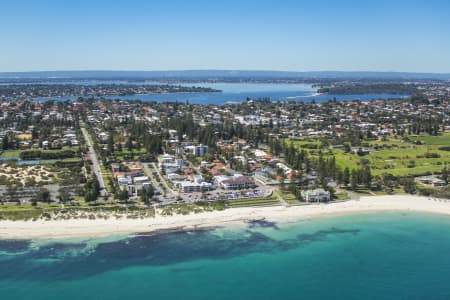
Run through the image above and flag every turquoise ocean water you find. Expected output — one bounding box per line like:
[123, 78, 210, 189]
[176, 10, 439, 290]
[1, 212, 450, 300]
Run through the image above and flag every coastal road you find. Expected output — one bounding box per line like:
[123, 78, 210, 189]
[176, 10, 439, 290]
[150, 162, 178, 197]
[81, 125, 107, 197]
[142, 163, 164, 196]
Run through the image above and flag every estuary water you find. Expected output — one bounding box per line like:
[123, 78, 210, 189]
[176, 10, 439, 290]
[33, 82, 410, 104]
[1, 212, 450, 300]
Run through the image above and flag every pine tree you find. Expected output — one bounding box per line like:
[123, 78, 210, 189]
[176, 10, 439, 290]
[343, 167, 350, 185]
[2, 135, 8, 150]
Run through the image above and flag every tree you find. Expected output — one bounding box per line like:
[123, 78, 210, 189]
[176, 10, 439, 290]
[402, 178, 417, 194]
[343, 167, 350, 186]
[139, 185, 155, 204]
[350, 170, 358, 190]
[442, 167, 449, 183]
[343, 143, 351, 153]
[58, 187, 71, 203]
[118, 189, 129, 201]
[84, 177, 100, 202]
[107, 132, 114, 155]
[36, 188, 51, 203]
[361, 166, 372, 188]
[126, 136, 133, 152]
[32, 127, 39, 139]
[2, 135, 8, 150]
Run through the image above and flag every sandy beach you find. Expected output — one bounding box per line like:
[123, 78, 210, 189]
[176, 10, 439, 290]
[1, 195, 450, 240]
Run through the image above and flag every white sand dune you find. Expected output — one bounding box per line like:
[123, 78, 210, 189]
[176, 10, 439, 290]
[1, 195, 449, 240]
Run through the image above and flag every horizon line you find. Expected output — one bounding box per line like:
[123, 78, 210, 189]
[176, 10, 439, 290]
[1, 69, 450, 75]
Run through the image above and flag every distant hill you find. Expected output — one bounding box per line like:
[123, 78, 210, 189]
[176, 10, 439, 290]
[1, 70, 450, 80]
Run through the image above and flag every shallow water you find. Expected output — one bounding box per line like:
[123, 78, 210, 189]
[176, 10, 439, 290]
[1, 212, 449, 300]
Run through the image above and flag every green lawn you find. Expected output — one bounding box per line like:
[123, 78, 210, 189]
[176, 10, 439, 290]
[277, 190, 301, 204]
[227, 195, 280, 208]
[0, 150, 22, 158]
[113, 148, 147, 155]
[335, 192, 350, 200]
[100, 165, 113, 193]
[290, 134, 450, 177]
[409, 133, 450, 145]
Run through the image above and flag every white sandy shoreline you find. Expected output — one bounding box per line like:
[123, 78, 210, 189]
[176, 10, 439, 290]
[1, 195, 449, 240]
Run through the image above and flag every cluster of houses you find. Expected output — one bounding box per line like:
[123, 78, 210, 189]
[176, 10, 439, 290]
[158, 153, 257, 193]
[111, 162, 152, 196]
[0, 127, 80, 151]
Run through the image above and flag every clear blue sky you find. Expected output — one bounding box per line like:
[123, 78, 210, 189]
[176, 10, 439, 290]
[2, 0, 450, 72]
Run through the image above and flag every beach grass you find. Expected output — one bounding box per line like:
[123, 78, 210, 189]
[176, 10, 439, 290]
[160, 201, 225, 216]
[0, 204, 155, 221]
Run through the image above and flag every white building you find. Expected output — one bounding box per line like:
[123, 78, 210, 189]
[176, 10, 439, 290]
[117, 176, 132, 186]
[133, 176, 149, 184]
[175, 181, 213, 193]
[159, 154, 184, 172]
[167, 173, 186, 182]
[185, 144, 208, 157]
[215, 174, 256, 190]
[193, 175, 204, 184]
[301, 189, 331, 202]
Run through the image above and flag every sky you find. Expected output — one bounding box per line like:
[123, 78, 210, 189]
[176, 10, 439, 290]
[1, 0, 450, 73]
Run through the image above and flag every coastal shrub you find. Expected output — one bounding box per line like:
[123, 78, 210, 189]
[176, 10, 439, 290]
[418, 187, 433, 196]
[0, 175, 8, 185]
[407, 160, 416, 168]
[424, 152, 440, 158]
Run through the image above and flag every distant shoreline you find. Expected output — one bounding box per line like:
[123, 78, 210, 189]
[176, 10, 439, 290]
[1, 195, 449, 240]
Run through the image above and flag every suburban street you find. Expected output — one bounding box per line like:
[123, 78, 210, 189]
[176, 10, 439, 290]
[81, 125, 107, 196]
[142, 163, 162, 194]
[150, 162, 178, 196]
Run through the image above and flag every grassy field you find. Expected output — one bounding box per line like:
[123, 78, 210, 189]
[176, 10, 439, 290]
[99, 164, 113, 193]
[0, 150, 22, 159]
[227, 195, 280, 208]
[277, 190, 301, 204]
[409, 133, 450, 145]
[113, 148, 147, 155]
[290, 133, 450, 177]
[335, 192, 350, 200]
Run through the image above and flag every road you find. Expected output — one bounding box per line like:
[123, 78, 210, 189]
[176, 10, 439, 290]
[142, 162, 179, 204]
[142, 163, 164, 195]
[150, 162, 177, 197]
[81, 125, 107, 196]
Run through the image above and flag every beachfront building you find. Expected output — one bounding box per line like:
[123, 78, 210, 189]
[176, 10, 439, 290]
[415, 175, 448, 187]
[301, 188, 331, 202]
[175, 181, 213, 193]
[214, 174, 256, 190]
